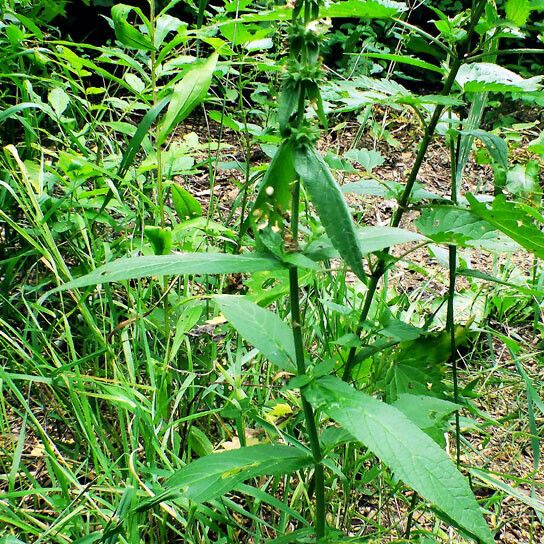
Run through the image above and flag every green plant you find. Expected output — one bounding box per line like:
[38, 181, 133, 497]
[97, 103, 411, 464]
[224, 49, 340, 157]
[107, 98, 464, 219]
[2, 0, 544, 542]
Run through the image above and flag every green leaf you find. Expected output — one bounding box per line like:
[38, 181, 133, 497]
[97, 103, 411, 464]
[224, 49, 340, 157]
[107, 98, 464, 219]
[48, 87, 70, 117]
[136, 445, 312, 509]
[505, 0, 532, 26]
[158, 53, 218, 146]
[506, 161, 541, 196]
[342, 179, 440, 202]
[467, 193, 544, 258]
[458, 268, 544, 298]
[118, 96, 171, 178]
[305, 376, 493, 544]
[471, 469, 544, 514]
[251, 141, 295, 232]
[344, 148, 385, 173]
[415, 207, 495, 245]
[188, 426, 214, 457]
[144, 226, 173, 255]
[305, 226, 427, 261]
[215, 295, 296, 371]
[528, 132, 544, 155]
[459, 129, 508, 171]
[294, 146, 367, 282]
[456, 63, 542, 94]
[170, 184, 202, 221]
[48, 253, 284, 293]
[112, 4, 154, 51]
[392, 394, 460, 447]
[321, 0, 407, 19]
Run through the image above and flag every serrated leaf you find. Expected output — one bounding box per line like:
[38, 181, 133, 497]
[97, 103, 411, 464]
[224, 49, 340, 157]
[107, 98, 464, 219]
[294, 146, 367, 282]
[456, 63, 542, 94]
[48, 253, 284, 293]
[342, 179, 440, 201]
[460, 129, 508, 171]
[415, 207, 495, 245]
[321, 0, 407, 18]
[215, 295, 296, 371]
[112, 4, 154, 51]
[344, 148, 385, 173]
[392, 394, 460, 447]
[505, 0, 532, 26]
[170, 184, 202, 221]
[305, 376, 493, 544]
[305, 226, 427, 261]
[158, 53, 218, 145]
[467, 193, 544, 258]
[136, 445, 312, 509]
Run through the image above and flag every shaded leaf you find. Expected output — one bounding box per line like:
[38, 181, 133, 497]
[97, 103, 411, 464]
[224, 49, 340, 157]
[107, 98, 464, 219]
[306, 376, 493, 544]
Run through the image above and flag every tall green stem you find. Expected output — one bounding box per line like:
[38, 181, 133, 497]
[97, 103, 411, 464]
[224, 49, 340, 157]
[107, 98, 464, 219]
[342, 0, 487, 381]
[149, 0, 164, 228]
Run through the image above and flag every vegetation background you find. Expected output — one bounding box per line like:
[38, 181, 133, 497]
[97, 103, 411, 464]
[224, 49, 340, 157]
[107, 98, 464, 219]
[1, 0, 543, 542]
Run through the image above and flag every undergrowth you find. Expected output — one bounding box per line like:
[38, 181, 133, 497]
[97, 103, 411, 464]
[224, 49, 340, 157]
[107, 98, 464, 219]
[1, 0, 544, 543]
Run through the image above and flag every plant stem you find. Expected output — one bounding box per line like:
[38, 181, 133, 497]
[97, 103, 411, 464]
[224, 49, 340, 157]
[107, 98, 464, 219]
[289, 177, 326, 538]
[149, 0, 164, 228]
[448, 116, 461, 468]
[342, 0, 487, 382]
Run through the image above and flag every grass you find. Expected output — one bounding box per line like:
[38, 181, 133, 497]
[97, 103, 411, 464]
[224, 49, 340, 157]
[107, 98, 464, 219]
[1, 0, 544, 542]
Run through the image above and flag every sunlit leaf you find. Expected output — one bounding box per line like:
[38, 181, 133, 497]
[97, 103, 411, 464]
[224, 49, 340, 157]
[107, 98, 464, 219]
[215, 295, 296, 371]
[48, 253, 284, 293]
[321, 0, 407, 19]
[306, 376, 493, 544]
[158, 53, 218, 145]
[136, 445, 312, 509]
[456, 63, 542, 94]
[294, 146, 367, 282]
[467, 193, 544, 258]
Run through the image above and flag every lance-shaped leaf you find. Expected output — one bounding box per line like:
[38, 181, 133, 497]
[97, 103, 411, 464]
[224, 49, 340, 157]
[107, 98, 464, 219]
[48, 253, 284, 294]
[136, 445, 312, 509]
[467, 193, 544, 259]
[305, 376, 494, 544]
[215, 295, 296, 371]
[157, 53, 218, 145]
[112, 4, 154, 51]
[294, 146, 367, 282]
